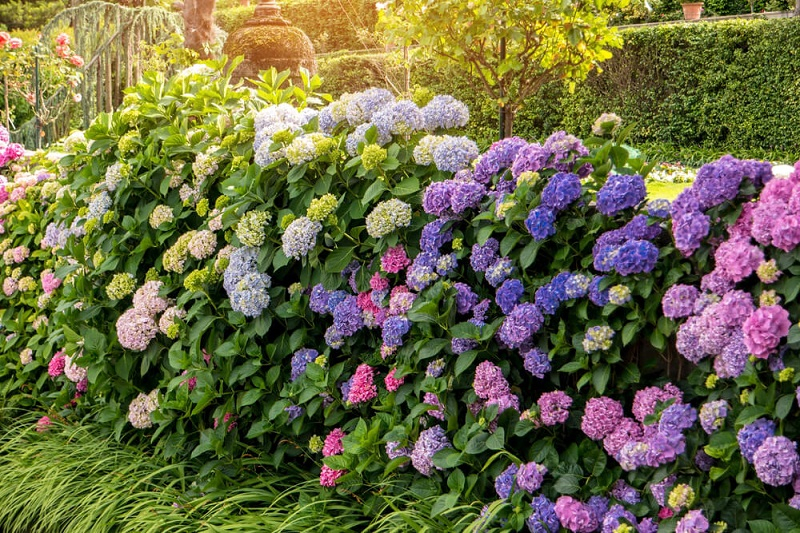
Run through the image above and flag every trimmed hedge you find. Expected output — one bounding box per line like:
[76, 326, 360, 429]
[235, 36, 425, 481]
[318, 18, 800, 157]
[216, 0, 378, 54]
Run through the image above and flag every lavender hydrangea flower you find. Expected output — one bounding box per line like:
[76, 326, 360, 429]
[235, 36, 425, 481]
[538, 391, 572, 426]
[498, 303, 543, 349]
[699, 400, 728, 434]
[332, 296, 364, 337]
[372, 100, 424, 136]
[282, 216, 322, 259]
[659, 402, 697, 434]
[473, 137, 527, 184]
[422, 181, 455, 216]
[517, 462, 547, 493]
[345, 88, 395, 125]
[596, 174, 646, 216]
[610, 479, 640, 505]
[522, 348, 551, 378]
[647, 198, 671, 218]
[420, 218, 453, 253]
[470, 238, 499, 272]
[564, 273, 591, 299]
[675, 509, 709, 533]
[453, 282, 479, 314]
[473, 360, 511, 400]
[753, 436, 799, 486]
[382, 316, 410, 347]
[411, 426, 451, 476]
[662, 284, 700, 319]
[421, 95, 469, 130]
[432, 135, 479, 173]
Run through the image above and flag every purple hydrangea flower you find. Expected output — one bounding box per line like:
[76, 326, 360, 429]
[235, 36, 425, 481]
[527, 495, 560, 533]
[497, 303, 543, 349]
[662, 284, 700, 319]
[588, 276, 610, 306]
[610, 479, 640, 505]
[423, 181, 455, 216]
[613, 239, 659, 276]
[538, 391, 572, 426]
[470, 238, 499, 272]
[453, 282, 480, 314]
[332, 296, 364, 336]
[581, 397, 624, 440]
[495, 463, 518, 498]
[382, 316, 411, 347]
[450, 180, 486, 214]
[659, 402, 697, 434]
[290, 348, 319, 381]
[699, 400, 729, 434]
[420, 218, 453, 253]
[675, 509, 709, 533]
[473, 360, 511, 400]
[541, 172, 582, 211]
[523, 348, 551, 378]
[517, 462, 547, 493]
[473, 137, 527, 184]
[647, 198, 671, 218]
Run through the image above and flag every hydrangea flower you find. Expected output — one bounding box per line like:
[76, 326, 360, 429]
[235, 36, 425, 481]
[538, 391, 572, 426]
[348, 364, 377, 404]
[583, 325, 614, 352]
[116, 308, 158, 351]
[743, 304, 790, 358]
[365, 199, 412, 238]
[581, 397, 624, 440]
[541, 172, 582, 211]
[498, 303, 543, 348]
[699, 400, 728, 434]
[527, 495, 560, 533]
[411, 426, 451, 476]
[675, 509, 709, 533]
[432, 135, 479, 173]
[525, 207, 557, 241]
[282, 216, 322, 259]
[738, 418, 777, 463]
[662, 284, 700, 319]
[596, 174, 646, 216]
[753, 435, 799, 486]
[128, 390, 159, 429]
[470, 238, 499, 272]
[522, 348, 551, 378]
[421, 95, 469, 130]
[372, 100, 424, 136]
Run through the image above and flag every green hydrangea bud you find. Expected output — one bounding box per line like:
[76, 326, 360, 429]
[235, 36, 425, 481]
[118, 131, 139, 155]
[27, 223, 35, 234]
[280, 214, 297, 231]
[145, 268, 160, 282]
[92, 250, 105, 267]
[452, 237, 463, 251]
[220, 134, 237, 149]
[166, 323, 181, 339]
[309, 435, 323, 453]
[325, 214, 338, 227]
[361, 144, 387, 171]
[83, 218, 97, 233]
[196, 198, 209, 218]
[103, 210, 115, 224]
[215, 195, 231, 210]
[779, 367, 795, 382]
[106, 273, 136, 299]
[235, 210, 271, 247]
[307, 194, 337, 222]
[288, 282, 303, 296]
[183, 269, 209, 292]
[272, 129, 296, 145]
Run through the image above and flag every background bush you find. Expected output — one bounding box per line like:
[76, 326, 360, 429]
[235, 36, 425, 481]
[318, 18, 800, 159]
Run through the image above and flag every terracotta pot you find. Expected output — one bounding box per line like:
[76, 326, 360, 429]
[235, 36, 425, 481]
[681, 2, 703, 20]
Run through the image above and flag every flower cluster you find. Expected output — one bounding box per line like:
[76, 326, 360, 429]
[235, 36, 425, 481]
[223, 247, 272, 317]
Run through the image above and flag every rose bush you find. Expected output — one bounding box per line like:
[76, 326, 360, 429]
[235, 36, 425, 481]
[3, 60, 800, 531]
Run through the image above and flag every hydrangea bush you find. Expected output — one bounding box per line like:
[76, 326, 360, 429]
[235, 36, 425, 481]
[4, 61, 800, 531]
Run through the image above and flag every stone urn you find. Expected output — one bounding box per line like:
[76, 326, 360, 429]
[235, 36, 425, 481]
[223, 0, 316, 84]
[681, 2, 704, 20]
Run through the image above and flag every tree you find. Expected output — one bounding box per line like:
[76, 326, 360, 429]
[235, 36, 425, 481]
[379, 0, 626, 138]
[181, 0, 216, 59]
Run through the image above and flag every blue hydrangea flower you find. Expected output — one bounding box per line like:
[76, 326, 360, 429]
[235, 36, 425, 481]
[420, 219, 453, 253]
[613, 239, 659, 276]
[738, 418, 777, 463]
[564, 273, 591, 298]
[646, 198, 671, 219]
[372, 100, 425, 137]
[453, 282, 479, 314]
[282, 216, 322, 260]
[345, 88, 395, 126]
[525, 207, 556, 241]
[527, 495, 559, 533]
[496, 278, 524, 315]
[485, 257, 514, 287]
[290, 348, 319, 381]
[332, 295, 364, 336]
[382, 316, 411, 347]
[229, 271, 272, 317]
[495, 463, 518, 499]
[588, 276, 610, 306]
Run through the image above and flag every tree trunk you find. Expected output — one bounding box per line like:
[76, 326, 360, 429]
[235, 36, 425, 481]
[795, 0, 799, 16]
[183, 0, 217, 59]
[498, 105, 514, 139]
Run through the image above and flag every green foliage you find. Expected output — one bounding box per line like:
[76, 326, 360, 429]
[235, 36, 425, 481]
[215, 0, 379, 54]
[0, 0, 66, 31]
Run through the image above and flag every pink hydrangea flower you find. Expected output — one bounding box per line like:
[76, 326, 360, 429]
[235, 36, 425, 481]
[48, 351, 66, 377]
[348, 364, 377, 404]
[370, 272, 389, 291]
[380, 245, 411, 273]
[384, 368, 405, 392]
[743, 304, 790, 359]
[36, 415, 52, 432]
[319, 464, 346, 487]
[713, 238, 763, 282]
[581, 397, 624, 440]
[538, 391, 572, 426]
[322, 428, 345, 457]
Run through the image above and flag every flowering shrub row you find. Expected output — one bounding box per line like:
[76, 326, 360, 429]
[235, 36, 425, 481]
[3, 61, 800, 531]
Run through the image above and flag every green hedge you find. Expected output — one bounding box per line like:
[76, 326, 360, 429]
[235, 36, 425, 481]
[0, 0, 66, 31]
[216, 0, 378, 54]
[318, 18, 800, 158]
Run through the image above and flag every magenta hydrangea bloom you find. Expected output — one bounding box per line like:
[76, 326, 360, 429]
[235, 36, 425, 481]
[581, 397, 624, 440]
[632, 383, 683, 422]
[743, 304, 790, 359]
[319, 465, 346, 487]
[714, 237, 763, 282]
[384, 368, 404, 392]
[538, 391, 572, 426]
[348, 364, 378, 404]
[48, 351, 66, 378]
[603, 417, 643, 457]
[554, 496, 598, 533]
[381, 245, 411, 273]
